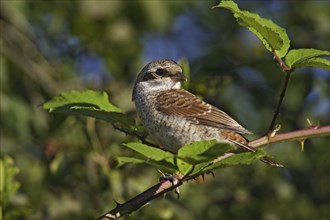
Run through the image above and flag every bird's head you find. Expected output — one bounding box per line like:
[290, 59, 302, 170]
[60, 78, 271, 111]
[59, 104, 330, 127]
[132, 59, 186, 100]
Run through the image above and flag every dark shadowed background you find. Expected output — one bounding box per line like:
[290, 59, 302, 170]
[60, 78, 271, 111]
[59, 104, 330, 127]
[1, 0, 329, 219]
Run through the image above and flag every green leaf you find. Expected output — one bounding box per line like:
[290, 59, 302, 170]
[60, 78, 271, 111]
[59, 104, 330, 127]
[43, 90, 122, 113]
[117, 156, 177, 173]
[203, 150, 266, 173]
[146, 160, 178, 174]
[285, 49, 330, 69]
[177, 140, 234, 175]
[123, 142, 175, 161]
[116, 157, 146, 167]
[178, 58, 190, 90]
[176, 158, 211, 176]
[0, 156, 20, 208]
[293, 57, 330, 70]
[178, 140, 217, 158]
[43, 90, 143, 135]
[178, 140, 234, 163]
[214, 0, 290, 57]
[122, 143, 178, 173]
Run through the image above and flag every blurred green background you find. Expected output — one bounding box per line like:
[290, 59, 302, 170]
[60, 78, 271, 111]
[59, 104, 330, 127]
[1, 0, 329, 219]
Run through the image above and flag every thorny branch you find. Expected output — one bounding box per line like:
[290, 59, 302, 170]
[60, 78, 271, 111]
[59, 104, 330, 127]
[250, 125, 330, 149]
[267, 52, 294, 135]
[111, 122, 159, 148]
[98, 50, 327, 220]
[99, 51, 330, 220]
[97, 125, 330, 220]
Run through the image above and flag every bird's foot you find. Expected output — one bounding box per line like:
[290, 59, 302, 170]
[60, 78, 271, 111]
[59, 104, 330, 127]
[159, 173, 180, 199]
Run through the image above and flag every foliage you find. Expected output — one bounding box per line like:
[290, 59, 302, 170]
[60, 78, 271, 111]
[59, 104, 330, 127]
[1, 0, 329, 219]
[214, 0, 290, 58]
[0, 156, 22, 219]
[285, 49, 330, 70]
[43, 90, 143, 136]
[42, 0, 329, 182]
[43, 90, 267, 178]
[215, 1, 329, 70]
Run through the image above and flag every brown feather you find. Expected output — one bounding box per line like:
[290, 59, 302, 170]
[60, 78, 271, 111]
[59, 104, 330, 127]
[157, 89, 251, 134]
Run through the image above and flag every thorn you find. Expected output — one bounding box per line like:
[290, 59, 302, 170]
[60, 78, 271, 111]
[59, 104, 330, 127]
[157, 169, 163, 175]
[174, 187, 180, 200]
[201, 174, 205, 182]
[306, 118, 320, 129]
[306, 118, 313, 127]
[261, 157, 284, 168]
[299, 139, 305, 152]
[207, 171, 215, 178]
[113, 199, 122, 208]
[159, 173, 181, 199]
[270, 124, 281, 137]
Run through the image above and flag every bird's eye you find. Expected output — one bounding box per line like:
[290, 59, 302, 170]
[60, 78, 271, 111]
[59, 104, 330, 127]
[155, 68, 165, 77]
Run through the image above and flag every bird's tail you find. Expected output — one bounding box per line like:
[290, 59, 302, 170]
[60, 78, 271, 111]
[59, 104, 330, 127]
[230, 139, 283, 167]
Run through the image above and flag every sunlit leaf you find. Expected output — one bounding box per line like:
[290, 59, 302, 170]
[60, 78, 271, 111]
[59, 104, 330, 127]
[123, 142, 175, 161]
[285, 49, 330, 70]
[116, 157, 146, 167]
[43, 90, 122, 113]
[117, 156, 177, 174]
[122, 143, 178, 173]
[176, 158, 210, 176]
[43, 90, 142, 135]
[293, 57, 330, 70]
[178, 140, 234, 163]
[0, 156, 20, 208]
[176, 140, 234, 175]
[203, 150, 266, 173]
[215, 0, 290, 57]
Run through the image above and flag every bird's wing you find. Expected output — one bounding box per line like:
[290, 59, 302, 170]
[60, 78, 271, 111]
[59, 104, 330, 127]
[156, 89, 251, 134]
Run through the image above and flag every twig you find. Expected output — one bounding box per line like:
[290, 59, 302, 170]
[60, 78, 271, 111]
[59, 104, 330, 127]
[111, 123, 159, 148]
[96, 174, 189, 220]
[96, 125, 330, 220]
[267, 52, 294, 135]
[267, 71, 291, 134]
[250, 125, 330, 149]
[96, 177, 184, 220]
[273, 51, 293, 73]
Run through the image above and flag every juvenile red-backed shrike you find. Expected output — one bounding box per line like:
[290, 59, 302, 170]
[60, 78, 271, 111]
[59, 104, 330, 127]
[132, 59, 281, 167]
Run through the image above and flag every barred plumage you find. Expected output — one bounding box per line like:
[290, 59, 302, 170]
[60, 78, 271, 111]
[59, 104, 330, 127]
[133, 59, 282, 167]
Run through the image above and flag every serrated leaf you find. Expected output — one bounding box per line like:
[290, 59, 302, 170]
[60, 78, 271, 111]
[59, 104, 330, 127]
[116, 157, 146, 167]
[203, 150, 266, 173]
[285, 49, 330, 69]
[176, 158, 210, 176]
[177, 140, 234, 175]
[146, 160, 178, 174]
[215, 1, 290, 57]
[0, 156, 20, 208]
[176, 158, 192, 175]
[178, 140, 234, 163]
[122, 143, 178, 173]
[178, 140, 217, 158]
[116, 156, 178, 173]
[43, 90, 122, 113]
[43, 90, 143, 135]
[294, 57, 330, 70]
[123, 142, 175, 162]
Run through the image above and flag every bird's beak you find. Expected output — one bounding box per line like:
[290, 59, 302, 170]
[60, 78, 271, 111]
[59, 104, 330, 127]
[171, 72, 186, 82]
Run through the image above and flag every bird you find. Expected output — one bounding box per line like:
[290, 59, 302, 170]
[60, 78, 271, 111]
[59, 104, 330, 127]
[132, 59, 282, 167]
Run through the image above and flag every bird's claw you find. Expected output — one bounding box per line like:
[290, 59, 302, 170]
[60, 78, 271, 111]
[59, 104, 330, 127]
[159, 173, 180, 199]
